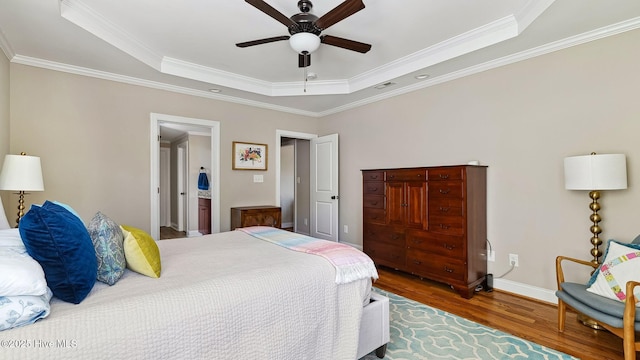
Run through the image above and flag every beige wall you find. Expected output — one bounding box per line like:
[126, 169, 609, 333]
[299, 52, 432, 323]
[8, 64, 318, 231]
[319, 29, 640, 291]
[0, 52, 9, 210]
[6, 28, 640, 295]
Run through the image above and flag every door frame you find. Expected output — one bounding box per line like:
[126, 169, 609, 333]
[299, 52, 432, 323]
[150, 113, 220, 240]
[274, 130, 318, 225]
[176, 141, 188, 232]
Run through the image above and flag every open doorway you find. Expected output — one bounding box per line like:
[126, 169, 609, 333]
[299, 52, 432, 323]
[276, 130, 339, 242]
[150, 113, 220, 241]
[280, 137, 311, 234]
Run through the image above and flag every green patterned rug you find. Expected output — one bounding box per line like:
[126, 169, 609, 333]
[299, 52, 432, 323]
[360, 289, 577, 360]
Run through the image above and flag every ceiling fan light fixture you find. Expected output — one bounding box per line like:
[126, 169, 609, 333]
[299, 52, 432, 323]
[289, 32, 320, 54]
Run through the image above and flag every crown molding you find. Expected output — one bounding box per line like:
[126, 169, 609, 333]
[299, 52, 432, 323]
[318, 16, 640, 117]
[60, 0, 162, 70]
[58, 0, 546, 98]
[0, 27, 15, 60]
[10, 54, 319, 117]
[10, 16, 640, 118]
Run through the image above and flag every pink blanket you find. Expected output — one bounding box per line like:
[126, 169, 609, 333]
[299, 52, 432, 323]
[238, 226, 378, 284]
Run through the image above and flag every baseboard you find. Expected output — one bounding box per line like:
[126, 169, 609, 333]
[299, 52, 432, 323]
[494, 278, 558, 305]
[186, 230, 202, 237]
[342, 240, 362, 251]
[281, 222, 294, 229]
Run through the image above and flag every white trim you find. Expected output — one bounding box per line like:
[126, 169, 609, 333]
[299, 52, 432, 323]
[150, 113, 220, 240]
[342, 241, 363, 251]
[60, 0, 162, 70]
[10, 55, 320, 117]
[494, 278, 558, 305]
[0, 28, 15, 60]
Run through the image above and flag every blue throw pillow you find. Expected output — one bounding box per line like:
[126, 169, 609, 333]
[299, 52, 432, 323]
[19, 201, 97, 304]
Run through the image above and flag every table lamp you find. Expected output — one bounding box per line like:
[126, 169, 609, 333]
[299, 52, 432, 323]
[0, 152, 45, 226]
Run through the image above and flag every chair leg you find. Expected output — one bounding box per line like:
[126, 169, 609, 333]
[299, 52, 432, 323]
[558, 299, 566, 332]
[623, 332, 637, 360]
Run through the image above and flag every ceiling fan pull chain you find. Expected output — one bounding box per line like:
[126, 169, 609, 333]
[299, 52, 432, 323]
[303, 66, 307, 92]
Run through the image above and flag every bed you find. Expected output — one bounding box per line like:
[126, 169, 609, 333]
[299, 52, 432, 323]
[0, 221, 388, 360]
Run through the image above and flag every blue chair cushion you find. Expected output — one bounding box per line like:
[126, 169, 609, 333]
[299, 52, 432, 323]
[557, 281, 640, 330]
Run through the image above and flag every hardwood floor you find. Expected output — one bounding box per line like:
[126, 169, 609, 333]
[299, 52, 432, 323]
[159, 226, 186, 240]
[374, 266, 624, 360]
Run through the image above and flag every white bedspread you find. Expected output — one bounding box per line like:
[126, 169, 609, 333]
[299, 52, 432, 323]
[0, 230, 371, 360]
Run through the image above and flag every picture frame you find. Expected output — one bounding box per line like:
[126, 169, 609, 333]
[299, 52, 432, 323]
[232, 141, 268, 170]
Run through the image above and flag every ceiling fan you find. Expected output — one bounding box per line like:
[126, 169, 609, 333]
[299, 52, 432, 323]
[236, 0, 371, 68]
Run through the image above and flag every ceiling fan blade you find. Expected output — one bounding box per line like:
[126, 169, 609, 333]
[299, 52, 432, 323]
[236, 35, 290, 48]
[321, 35, 371, 53]
[245, 0, 298, 28]
[314, 0, 365, 30]
[298, 53, 311, 68]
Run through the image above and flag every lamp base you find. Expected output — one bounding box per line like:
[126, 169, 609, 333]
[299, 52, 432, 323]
[577, 313, 606, 330]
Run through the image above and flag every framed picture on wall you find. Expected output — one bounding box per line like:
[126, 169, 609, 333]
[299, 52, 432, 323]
[232, 141, 268, 170]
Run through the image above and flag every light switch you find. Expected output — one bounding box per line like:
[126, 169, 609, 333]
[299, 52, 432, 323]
[253, 175, 264, 183]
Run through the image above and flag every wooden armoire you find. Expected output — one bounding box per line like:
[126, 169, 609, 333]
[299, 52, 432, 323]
[362, 165, 487, 298]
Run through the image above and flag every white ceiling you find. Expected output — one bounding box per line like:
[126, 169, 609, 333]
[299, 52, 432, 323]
[1, 0, 640, 116]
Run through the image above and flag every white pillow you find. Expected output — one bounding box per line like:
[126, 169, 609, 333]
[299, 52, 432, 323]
[0, 197, 10, 230]
[0, 247, 48, 296]
[587, 240, 640, 304]
[0, 228, 25, 249]
[0, 288, 52, 331]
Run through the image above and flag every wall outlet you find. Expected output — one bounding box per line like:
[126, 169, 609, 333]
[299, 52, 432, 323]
[487, 250, 495, 262]
[343, 225, 349, 233]
[509, 253, 519, 267]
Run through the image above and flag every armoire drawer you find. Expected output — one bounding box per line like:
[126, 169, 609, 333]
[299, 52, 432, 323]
[428, 215, 464, 235]
[363, 181, 385, 195]
[406, 252, 465, 282]
[363, 194, 385, 209]
[364, 241, 405, 268]
[406, 230, 464, 258]
[428, 167, 463, 181]
[363, 224, 404, 245]
[429, 198, 464, 217]
[363, 208, 386, 224]
[363, 171, 384, 182]
[386, 169, 427, 182]
[429, 181, 464, 199]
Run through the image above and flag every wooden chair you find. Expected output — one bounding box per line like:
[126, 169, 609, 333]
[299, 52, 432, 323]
[556, 255, 640, 360]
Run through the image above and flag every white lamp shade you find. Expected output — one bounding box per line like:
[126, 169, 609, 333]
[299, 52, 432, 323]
[289, 32, 320, 54]
[564, 153, 627, 190]
[0, 154, 45, 191]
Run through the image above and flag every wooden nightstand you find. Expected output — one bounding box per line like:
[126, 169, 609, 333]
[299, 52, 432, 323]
[230, 206, 281, 229]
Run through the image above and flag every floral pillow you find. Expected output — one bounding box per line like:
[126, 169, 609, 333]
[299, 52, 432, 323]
[0, 288, 52, 331]
[88, 212, 125, 285]
[587, 240, 640, 303]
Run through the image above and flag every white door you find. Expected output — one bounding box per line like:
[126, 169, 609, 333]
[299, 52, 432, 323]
[310, 134, 339, 241]
[159, 147, 171, 227]
[177, 142, 188, 232]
